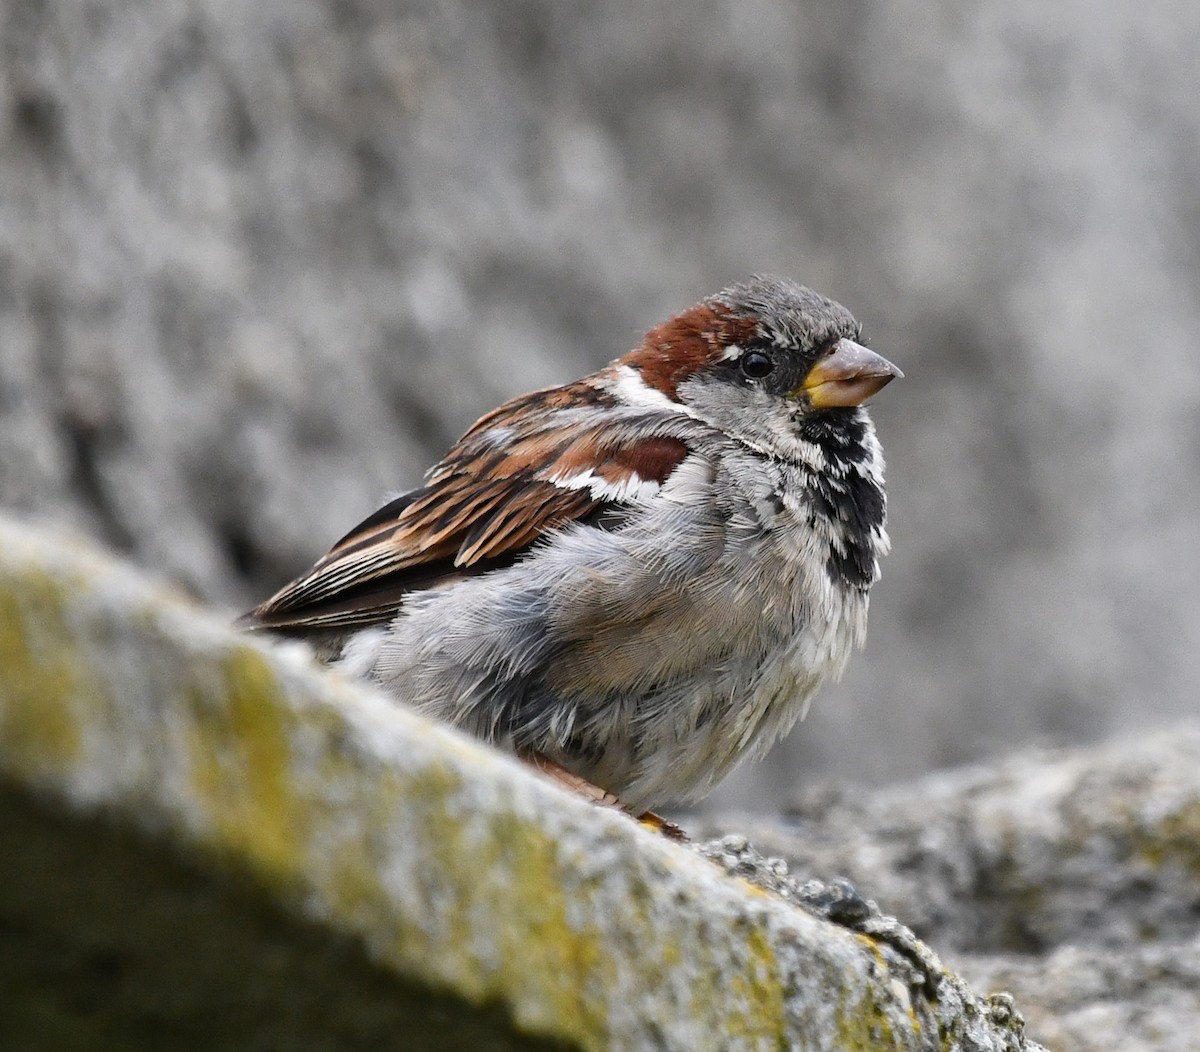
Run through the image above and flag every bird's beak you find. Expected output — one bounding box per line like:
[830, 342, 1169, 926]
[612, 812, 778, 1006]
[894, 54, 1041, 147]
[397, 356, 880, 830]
[797, 339, 903, 408]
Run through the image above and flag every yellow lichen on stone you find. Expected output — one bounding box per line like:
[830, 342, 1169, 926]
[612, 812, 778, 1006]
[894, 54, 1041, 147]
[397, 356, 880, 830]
[414, 800, 614, 1048]
[725, 922, 788, 1048]
[182, 646, 310, 888]
[1135, 800, 1200, 878]
[302, 751, 621, 1049]
[834, 978, 903, 1051]
[0, 519, 1047, 1051]
[490, 814, 612, 1045]
[0, 571, 83, 783]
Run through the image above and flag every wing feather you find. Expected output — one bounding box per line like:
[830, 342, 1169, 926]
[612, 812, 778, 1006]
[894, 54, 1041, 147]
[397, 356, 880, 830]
[242, 378, 691, 633]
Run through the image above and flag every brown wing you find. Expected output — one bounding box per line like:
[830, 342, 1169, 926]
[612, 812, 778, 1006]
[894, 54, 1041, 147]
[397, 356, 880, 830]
[242, 380, 690, 633]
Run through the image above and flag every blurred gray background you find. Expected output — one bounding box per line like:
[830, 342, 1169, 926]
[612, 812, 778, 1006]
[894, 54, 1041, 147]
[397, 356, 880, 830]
[3, 0, 1198, 811]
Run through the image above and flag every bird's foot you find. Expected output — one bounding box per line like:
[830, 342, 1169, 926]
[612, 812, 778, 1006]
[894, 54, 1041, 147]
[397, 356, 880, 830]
[634, 810, 690, 841]
[520, 751, 689, 841]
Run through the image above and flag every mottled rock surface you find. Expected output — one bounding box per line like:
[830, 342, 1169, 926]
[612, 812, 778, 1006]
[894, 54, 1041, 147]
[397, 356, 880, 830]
[3, 0, 1200, 810]
[696, 730, 1200, 1051]
[0, 516, 1044, 1050]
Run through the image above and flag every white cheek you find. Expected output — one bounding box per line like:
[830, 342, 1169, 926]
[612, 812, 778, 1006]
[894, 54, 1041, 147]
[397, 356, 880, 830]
[607, 365, 697, 416]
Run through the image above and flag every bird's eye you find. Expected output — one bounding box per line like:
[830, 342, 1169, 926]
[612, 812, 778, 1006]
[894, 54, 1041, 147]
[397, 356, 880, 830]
[740, 351, 774, 379]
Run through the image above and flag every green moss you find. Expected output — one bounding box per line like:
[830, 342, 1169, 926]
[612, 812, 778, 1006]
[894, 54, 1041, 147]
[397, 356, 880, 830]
[0, 573, 83, 781]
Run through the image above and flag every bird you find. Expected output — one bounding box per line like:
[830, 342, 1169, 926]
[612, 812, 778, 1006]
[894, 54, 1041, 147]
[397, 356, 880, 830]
[241, 275, 900, 825]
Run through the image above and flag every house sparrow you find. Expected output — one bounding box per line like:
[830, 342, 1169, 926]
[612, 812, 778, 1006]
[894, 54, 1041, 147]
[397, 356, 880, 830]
[242, 275, 900, 817]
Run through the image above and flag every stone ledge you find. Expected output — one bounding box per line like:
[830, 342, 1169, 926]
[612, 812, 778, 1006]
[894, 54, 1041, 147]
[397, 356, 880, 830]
[0, 515, 1043, 1051]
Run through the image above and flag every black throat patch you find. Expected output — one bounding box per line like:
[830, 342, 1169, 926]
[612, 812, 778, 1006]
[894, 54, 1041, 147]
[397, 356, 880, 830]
[800, 409, 885, 590]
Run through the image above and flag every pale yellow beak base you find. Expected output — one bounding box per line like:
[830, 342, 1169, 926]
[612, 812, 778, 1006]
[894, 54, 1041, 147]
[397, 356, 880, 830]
[799, 339, 902, 409]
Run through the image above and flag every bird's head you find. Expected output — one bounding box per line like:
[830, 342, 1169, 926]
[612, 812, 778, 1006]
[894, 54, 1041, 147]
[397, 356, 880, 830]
[619, 274, 901, 458]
